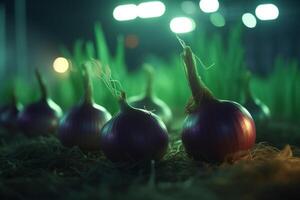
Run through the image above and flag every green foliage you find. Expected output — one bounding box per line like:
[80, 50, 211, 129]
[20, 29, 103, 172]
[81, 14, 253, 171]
[142, 26, 300, 121]
[251, 58, 300, 121]
[192, 25, 246, 101]
[1, 23, 299, 122]
[51, 26, 300, 122]
[55, 23, 147, 114]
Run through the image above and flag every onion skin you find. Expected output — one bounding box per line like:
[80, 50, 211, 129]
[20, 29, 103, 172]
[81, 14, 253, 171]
[182, 100, 256, 162]
[18, 99, 62, 137]
[17, 69, 62, 137]
[58, 103, 111, 150]
[58, 66, 112, 151]
[100, 98, 169, 162]
[181, 46, 256, 162]
[0, 102, 22, 132]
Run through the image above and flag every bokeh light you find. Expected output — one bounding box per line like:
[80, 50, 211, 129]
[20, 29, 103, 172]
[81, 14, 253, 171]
[137, 1, 165, 19]
[181, 1, 197, 15]
[113, 4, 138, 21]
[210, 12, 225, 27]
[125, 34, 139, 49]
[255, 4, 279, 21]
[53, 57, 69, 73]
[199, 0, 219, 13]
[242, 13, 257, 28]
[170, 17, 196, 34]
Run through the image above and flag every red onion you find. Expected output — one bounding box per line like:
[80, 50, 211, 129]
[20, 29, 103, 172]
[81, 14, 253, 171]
[181, 46, 256, 162]
[128, 66, 172, 126]
[17, 69, 62, 137]
[242, 72, 270, 124]
[100, 92, 169, 162]
[0, 92, 22, 132]
[58, 66, 112, 151]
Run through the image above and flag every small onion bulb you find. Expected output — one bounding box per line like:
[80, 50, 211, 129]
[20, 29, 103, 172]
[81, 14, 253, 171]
[17, 69, 62, 137]
[58, 65, 112, 151]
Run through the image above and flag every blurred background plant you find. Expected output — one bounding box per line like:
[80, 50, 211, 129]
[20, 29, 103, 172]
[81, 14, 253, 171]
[64, 24, 300, 123]
[2, 23, 299, 125]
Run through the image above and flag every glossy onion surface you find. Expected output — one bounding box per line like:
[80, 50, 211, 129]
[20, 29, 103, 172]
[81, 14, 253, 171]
[58, 103, 111, 150]
[18, 99, 62, 137]
[100, 106, 169, 162]
[182, 100, 256, 162]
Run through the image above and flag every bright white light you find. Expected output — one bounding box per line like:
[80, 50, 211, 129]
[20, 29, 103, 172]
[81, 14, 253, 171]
[199, 0, 219, 13]
[242, 13, 257, 28]
[113, 4, 138, 21]
[137, 1, 165, 18]
[170, 17, 196, 34]
[53, 57, 69, 73]
[255, 4, 279, 21]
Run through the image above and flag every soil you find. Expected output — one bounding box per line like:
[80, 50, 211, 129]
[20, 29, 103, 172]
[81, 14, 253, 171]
[1, 123, 300, 200]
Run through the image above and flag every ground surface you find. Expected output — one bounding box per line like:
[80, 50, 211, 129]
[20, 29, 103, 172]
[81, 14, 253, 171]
[1, 123, 300, 200]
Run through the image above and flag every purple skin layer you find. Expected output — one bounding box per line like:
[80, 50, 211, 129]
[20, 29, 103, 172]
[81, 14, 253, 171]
[58, 102, 111, 151]
[0, 104, 20, 131]
[17, 99, 62, 137]
[182, 100, 256, 162]
[100, 104, 169, 162]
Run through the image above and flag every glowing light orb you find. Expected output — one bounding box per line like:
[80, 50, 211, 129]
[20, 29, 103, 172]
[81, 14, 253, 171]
[113, 4, 138, 21]
[137, 1, 165, 18]
[53, 57, 69, 73]
[199, 0, 219, 13]
[170, 17, 196, 34]
[255, 4, 279, 21]
[242, 13, 257, 28]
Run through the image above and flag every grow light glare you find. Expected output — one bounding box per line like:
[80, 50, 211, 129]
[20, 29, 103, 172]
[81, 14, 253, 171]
[242, 13, 257, 28]
[137, 1, 165, 18]
[53, 57, 69, 73]
[113, 4, 138, 21]
[199, 0, 219, 13]
[170, 17, 196, 34]
[255, 4, 279, 21]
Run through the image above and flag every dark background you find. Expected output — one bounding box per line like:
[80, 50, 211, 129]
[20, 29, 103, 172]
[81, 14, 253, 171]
[1, 0, 300, 76]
